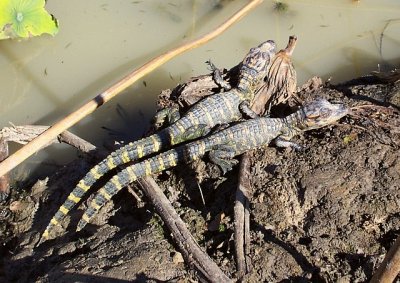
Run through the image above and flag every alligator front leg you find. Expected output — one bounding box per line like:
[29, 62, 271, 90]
[273, 137, 303, 151]
[209, 144, 239, 174]
[239, 101, 259, 119]
[206, 60, 232, 91]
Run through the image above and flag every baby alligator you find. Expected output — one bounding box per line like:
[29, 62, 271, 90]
[41, 41, 276, 233]
[41, 98, 348, 238]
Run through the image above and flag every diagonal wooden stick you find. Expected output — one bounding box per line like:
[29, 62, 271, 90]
[370, 235, 400, 283]
[234, 153, 253, 278]
[0, 0, 263, 178]
[138, 177, 233, 282]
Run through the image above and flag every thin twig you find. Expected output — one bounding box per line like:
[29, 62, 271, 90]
[0, 0, 264, 178]
[351, 104, 399, 114]
[234, 153, 253, 279]
[138, 177, 233, 283]
[370, 235, 400, 283]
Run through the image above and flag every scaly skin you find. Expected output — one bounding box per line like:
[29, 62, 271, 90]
[74, 98, 348, 233]
[40, 40, 276, 241]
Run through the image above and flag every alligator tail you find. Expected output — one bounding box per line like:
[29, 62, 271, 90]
[76, 149, 182, 231]
[40, 132, 167, 240]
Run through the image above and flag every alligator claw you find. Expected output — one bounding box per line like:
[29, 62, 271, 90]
[216, 159, 239, 175]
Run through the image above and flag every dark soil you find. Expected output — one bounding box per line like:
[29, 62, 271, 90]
[0, 76, 399, 282]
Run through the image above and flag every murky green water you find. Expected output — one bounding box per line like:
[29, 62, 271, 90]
[0, 0, 399, 177]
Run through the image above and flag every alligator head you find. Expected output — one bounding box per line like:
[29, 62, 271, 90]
[240, 40, 277, 80]
[299, 98, 349, 130]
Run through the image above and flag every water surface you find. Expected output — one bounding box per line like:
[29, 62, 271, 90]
[0, 0, 399, 177]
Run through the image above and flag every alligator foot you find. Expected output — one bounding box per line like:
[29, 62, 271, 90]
[239, 101, 259, 119]
[209, 144, 238, 174]
[273, 137, 303, 151]
[206, 59, 231, 91]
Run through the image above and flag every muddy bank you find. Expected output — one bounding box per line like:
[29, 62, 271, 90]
[0, 76, 399, 282]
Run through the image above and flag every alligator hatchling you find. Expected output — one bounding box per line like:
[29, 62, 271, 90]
[39, 40, 279, 236]
[41, 98, 348, 239]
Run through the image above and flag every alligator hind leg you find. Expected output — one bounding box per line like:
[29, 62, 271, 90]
[182, 124, 211, 141]
[153, 106, 180, 129]
[206, 60, 231, 91]
[209, 144, 239, 174]
[172, 124, 211, 145]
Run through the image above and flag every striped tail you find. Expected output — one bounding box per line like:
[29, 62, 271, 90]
[40, 132, 167, 241]
[76, 149, 182, 231]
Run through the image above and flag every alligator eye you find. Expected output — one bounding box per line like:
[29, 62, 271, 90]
[320, 108, 331, 118]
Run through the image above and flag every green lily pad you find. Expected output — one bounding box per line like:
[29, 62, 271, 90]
[0, 0, 58, 40]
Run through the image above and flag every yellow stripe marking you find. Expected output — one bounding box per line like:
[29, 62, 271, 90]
[144, 160, 152, 175]
[99, 188, 113, 200]
[50, 218, 59, 225]
[78, 181, 90, 192]
[59, 206, 69, 215]
[158, 157, 165, 171]
[221, 95, 235, 117]
[111, 178, 123, 190]
[151, 136, 160, 152]
[121, 150, 130, 163]
[168, 153, 177, 167]
[107, 158, 116, 169]
[199, 142, 206, 155]
[91, 167, 102, 179]
[175, 121, 186, 134]
[42, 231, 49, 238]
[217, 104, 227, 121]
[68, 194, 80, 203]
[81, 213, 90, 223]
[126, 166, 138, 181]
[197, 104, 213, 125]
[137, 144, 144, 158]
[91, 201, 101, 211]
[186, 113, 197, 127]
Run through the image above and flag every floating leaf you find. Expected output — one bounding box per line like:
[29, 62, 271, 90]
[0, 0, 58, 40]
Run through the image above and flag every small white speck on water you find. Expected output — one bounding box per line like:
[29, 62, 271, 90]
[16, 12, 24, 22]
